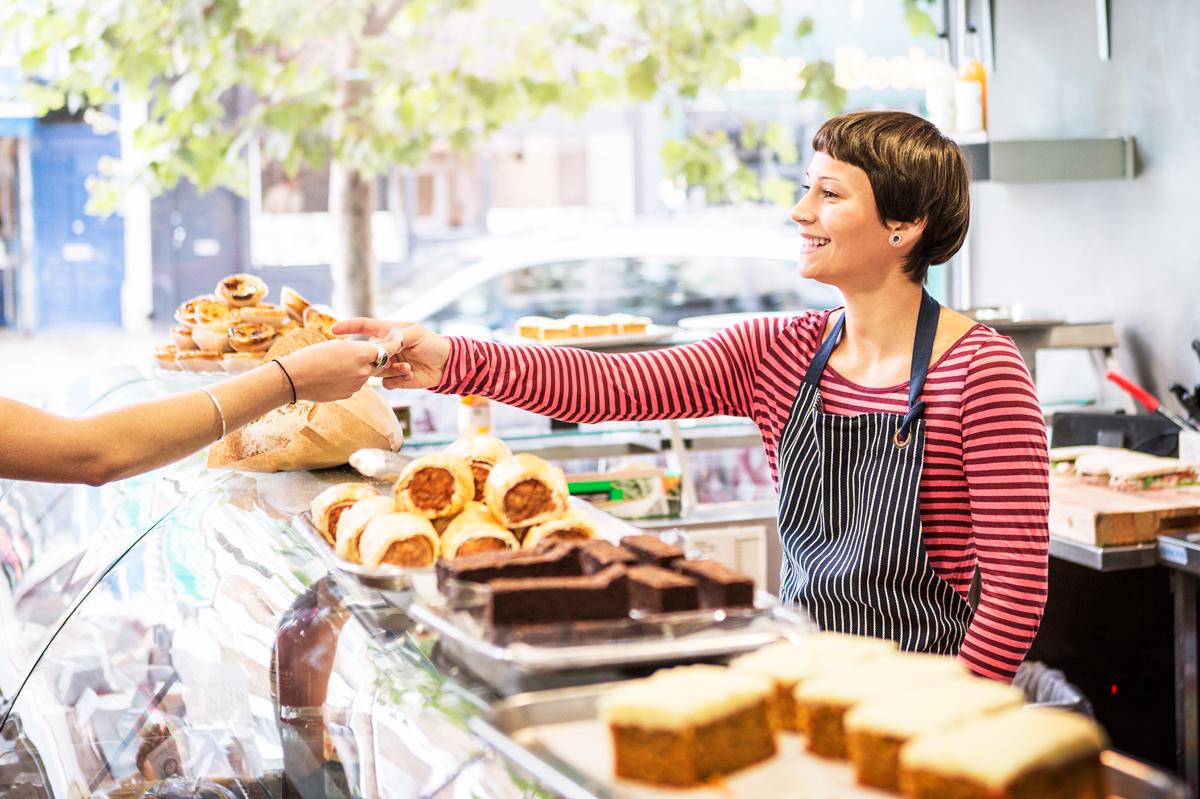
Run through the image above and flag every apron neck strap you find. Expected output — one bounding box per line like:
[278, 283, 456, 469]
[803, 311, 846, 385]
[906, 289, 941, 411]
[803, 290, 942, 429]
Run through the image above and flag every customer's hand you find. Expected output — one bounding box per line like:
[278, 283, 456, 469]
[331, 318, 450, 390]
[278, 337, 400, 402]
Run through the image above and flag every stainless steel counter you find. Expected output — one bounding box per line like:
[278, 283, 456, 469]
[1048, 536, 1161, 572]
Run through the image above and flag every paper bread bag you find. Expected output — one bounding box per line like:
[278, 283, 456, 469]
[207, 330, 403, 472]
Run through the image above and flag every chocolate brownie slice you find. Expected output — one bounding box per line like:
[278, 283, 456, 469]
[627, 565, 699, 613]
[576, 539, 639, 574]
[620, 534, 685, 568]
[435, 542, 580, 590]
[488, 565, 629, 626]
[673, 559, 754, 609]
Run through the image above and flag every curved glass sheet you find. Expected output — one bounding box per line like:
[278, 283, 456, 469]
[0, 470, 526, 798]
[1, 370, 223, 700]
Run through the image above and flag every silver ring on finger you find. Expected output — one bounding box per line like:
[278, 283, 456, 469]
[372, 344, 390, 370]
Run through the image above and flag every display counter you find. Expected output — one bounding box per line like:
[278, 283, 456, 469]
[0, 370, 224, 704]
[0, 464, 1186, 798]
[0, 369, 1187, 797]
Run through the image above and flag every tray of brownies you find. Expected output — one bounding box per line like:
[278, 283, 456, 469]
[298, 434, 808, 672]
[471, 634, 1187, 799]
[409, 529, 807, 673]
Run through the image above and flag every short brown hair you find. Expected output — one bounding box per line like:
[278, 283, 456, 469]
[812, 111, 969, 283]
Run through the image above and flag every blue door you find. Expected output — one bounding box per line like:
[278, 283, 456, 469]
[30, 122, 124, 328]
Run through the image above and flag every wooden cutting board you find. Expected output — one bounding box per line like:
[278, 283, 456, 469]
[1049, 476, 1200, 546]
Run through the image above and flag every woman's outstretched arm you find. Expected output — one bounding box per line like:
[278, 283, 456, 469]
[0, 337, 398, 485]
[334, 318, 786, 423]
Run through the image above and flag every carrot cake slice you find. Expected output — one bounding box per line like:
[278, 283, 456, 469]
[598, 665, 777, 787]
[899, 706, 1108, 799]
[845, 677, 1024, 791]
[794, 652, 968, 758]
[729, 633, 898, 731]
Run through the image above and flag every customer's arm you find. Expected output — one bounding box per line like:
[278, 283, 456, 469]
[0, 337, 397, 485]
[333, 317, 786, 423]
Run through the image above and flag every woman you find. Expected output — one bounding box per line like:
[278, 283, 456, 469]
[0, 337, 399, 485]
[339, 111, 1049, 683]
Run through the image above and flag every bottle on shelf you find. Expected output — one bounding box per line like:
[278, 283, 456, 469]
[924, 33, 957, 133]
[954, 27, 988, 133]
[457, 394, 493, 436]
[273, 579, 349, 799]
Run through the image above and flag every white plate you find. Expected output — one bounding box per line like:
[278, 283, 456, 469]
[497, 325, 679, 349]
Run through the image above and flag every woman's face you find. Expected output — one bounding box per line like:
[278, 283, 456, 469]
[790, 152, 900, 288]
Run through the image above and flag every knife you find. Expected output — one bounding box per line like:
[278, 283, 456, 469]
[1106, 370, 1199, 431]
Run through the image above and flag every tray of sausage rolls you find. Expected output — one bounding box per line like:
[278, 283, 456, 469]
[296, 435, 638, 595]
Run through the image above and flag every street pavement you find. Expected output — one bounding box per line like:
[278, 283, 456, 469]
[0, 326, 150, 408]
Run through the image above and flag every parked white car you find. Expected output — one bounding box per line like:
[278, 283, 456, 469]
[383, 218, 841, 337]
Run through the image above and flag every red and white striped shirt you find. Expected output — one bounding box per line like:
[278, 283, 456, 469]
[433, 309, 1050, 682]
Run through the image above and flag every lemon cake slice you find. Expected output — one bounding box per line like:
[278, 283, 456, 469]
[899, 706, 1108, 799]
[795, 652, 968, 758]
[729, 633, 898, 731]
[845, 676, 1024, 791]
[598, 665, 776, 787]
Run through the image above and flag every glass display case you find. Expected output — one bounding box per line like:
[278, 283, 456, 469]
[0, 467, 545, 798]
[1, 369, 224, 704]
[0, 373, 1186, 798]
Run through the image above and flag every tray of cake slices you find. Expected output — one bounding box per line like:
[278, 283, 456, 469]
[470, 634, 1187, 799]
[497, 314, 679, 350]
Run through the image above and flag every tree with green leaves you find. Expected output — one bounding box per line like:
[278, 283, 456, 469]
[2, 0, 784, 317]
[662, 2, 939, 211]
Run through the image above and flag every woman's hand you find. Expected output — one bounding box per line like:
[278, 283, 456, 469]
[331, 318, 451, 390]
[278, 337, 400, 402]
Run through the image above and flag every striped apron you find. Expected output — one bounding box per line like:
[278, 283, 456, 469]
[776, 290, 972, 653]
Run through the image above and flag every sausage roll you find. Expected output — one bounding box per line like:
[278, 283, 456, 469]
[484, 453, 570, 528]
[216, 273, 268, 307]
[310, 482, 382, 546]
[240, 302, 290, 329]
[358, 512, 440, 569]
[393, 454, 475, 520]
[445, 435, 514, 501]
[228, 322, 276, 353]
[334, 495, 395, 564]
[280, 285, 311, 323]
[440, 502, 520, 559]
[520, 510, 596, 550]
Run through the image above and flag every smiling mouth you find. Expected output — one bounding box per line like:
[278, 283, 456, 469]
[801, 236, 830, 252]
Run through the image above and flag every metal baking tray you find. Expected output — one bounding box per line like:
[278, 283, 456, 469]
[293, 510, 434, 595]
[471, 684, 1188, 799]
[409, 584, 812, 675]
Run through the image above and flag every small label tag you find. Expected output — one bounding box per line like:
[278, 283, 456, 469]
[1160, 542, 1190, 567]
